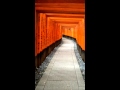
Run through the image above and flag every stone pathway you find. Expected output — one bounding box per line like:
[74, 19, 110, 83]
[35, 37, 85, 90]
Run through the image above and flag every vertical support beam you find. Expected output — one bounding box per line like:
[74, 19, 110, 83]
[40, 13, 47, 50]
[37, 13, 41, 67]
[35, 9, 37, 68]
[83, 18, 85, 50]
[35, 9, 36, 57]
[40, 13, 43, 51]
[46, 18, 49, 47]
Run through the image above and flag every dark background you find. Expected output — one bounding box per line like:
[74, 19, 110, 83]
[0, 0, 119, 90]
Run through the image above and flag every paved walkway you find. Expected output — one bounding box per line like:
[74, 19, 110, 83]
[35, 37, 85, 90]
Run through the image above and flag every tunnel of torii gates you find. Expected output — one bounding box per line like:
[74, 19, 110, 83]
[35, 0, 85, 68]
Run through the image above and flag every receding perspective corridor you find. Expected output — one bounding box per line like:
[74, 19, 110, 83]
[35, 0, 85, 90]
[35, 37, 85, 90]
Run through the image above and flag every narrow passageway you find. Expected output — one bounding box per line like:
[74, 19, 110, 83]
[35, 37, 85, 90]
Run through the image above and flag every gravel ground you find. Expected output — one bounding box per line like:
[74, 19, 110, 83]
[72, 40, 85, 82]
[35, 43, 62, 88]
